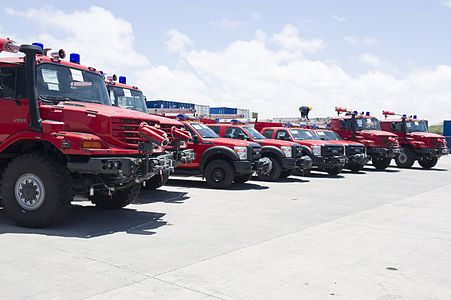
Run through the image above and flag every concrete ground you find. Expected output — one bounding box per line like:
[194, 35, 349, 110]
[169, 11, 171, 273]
[0, 157, 450, 300]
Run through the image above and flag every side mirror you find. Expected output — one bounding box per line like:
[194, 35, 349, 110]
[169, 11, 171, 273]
[0, 86, 3, 98]
[192, 135, 199, 144]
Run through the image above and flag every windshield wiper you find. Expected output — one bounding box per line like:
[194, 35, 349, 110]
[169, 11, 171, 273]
[40, 95, 102, 104]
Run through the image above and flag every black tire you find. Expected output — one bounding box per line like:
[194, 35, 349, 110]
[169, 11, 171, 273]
[418, 157, 438, 169]
[90, 183, 140, 209]
[347, 162, 364, 173]
[143, 173, 169, 190]
[326, 166, 343, 176]
[257, 157, 281, 181]
[395, 148, 415, 168]
[234, 173, 253, 184]
[279, 169, 294, 178]
[372, 157, 392, 170]
[204, 159, 234, 189]
[0, 153, 73, 228]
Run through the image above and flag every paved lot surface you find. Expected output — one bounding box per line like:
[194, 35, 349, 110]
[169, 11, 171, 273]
[0, 157, 450, 299]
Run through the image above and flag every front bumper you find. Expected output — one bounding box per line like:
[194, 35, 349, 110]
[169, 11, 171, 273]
[347, 154, 370, 166]
[296, 155, 313, 170]
[367, 147, 401, 158]
[175, 149, 195, 164]
[281, 158, 296, 170]
[66, 153, 174, 184]
[312, 155, 346, 169]
[415, 147, 449, 157]
[233, 160, 253, 175]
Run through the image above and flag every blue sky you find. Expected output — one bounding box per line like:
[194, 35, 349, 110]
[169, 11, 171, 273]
[1, 1, 451, 121]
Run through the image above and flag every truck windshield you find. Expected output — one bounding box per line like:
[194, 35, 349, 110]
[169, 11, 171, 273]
[316, 131, 342, 140]
[108, 86, 147, 113]
[405, 120, 428, 133]
[289, 129, 320, 140]
[345, 117, 381, 131]
[36, 63, 110, 105]
[242, 127, 266, 140]
[191, 123, 219, 138]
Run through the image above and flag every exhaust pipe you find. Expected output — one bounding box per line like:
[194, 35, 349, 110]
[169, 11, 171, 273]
[138, 123, 169, 147]
[20, 44, 44, 132]
[172, 127, 191, 142]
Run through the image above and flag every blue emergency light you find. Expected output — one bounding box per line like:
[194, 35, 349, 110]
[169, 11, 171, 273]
[70, 53, 80, 64]
[32, 42, 44, 50]
[119, 76, 127, 84]
[402, 114, 407, 118]
[413, 115, 417, 119]
[176, 114, 189, 121]
[366, 111, 370, 116]
[353, 111, 358, 115]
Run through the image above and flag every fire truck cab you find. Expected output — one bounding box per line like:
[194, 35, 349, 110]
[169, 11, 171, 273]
[380, 111, 448, 169]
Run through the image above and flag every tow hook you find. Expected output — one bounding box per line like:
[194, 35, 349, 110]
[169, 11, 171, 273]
[257, 157, 272, 175]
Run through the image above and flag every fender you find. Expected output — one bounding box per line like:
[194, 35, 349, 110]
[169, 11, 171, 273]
[200, 146, 239, 172]
[261, 145, 285, 159]
[295, 144, 313, 157]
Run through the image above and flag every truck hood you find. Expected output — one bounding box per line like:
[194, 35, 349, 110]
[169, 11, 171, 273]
[407, 132, 444, 139]
[360, 130, 398, 138]
[52, 101, 182, 126]
[323, 140, 364, 146]
[259, 139, 295, 147]
[203, 137, 257, 148]
[294, 139, 327, 146]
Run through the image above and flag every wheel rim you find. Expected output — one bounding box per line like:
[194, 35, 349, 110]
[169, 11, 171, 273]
[212, 168, 225, 183]
[398, 153, 407, 164]
[14, 173, 46, 210]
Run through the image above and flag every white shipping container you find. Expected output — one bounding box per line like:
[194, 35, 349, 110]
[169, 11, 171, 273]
[195, 104, 210, 117]
[237, 108, 250, 118]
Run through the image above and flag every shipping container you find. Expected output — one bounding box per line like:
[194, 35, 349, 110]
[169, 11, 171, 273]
[147, 100, 195, 110]
[444, 120, 451, 136]
[210, 107, 238, 115]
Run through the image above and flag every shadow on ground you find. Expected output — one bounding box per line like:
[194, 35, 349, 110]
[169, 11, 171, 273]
[363, 167, 400, 173]
[136, 189, 190, 204]
[166, 178, 269, 190]
[0, 204, 167, 238]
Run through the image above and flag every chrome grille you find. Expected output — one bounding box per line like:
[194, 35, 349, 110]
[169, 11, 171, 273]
[346, 145, 365, 155]
[322, 145, 344, 156]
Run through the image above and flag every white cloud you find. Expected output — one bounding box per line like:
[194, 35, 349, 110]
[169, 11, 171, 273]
[359, 53, 384, 68]
[344, 36, 377, 46]
[272, 25, 325, 53]
[5, 6, 149, 75]
[251, 12, 262, 21]
[165, 29, 193, 53]
[332, 15, 347, 22]
[3, 7, 450, 123]
[443, 0, 451, 8]
[210, 18, 243, 29]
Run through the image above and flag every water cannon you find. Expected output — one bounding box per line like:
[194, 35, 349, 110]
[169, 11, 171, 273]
[335, 107, 351, 116]
[172, 127, 191, 142]
[0, 38, 20, 53]
[138, 123, 169, 147]
[382, 110, 395, 118]
[70, 53, 80, 64]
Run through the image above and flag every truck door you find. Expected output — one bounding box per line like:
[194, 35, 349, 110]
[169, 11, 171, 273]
[0, 66, 29, 143]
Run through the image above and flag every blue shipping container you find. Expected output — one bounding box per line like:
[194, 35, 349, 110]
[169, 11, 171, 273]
[210, 107, 238, 115]
[444, 120, 451, 136]
[147, 100, 195, 109]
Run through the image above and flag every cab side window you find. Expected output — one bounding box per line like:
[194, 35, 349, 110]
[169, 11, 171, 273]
[224, 127, 236, 138]
[262, 129, 274, 139]
[0, 67, 26, 99]
[276, 130, 289, 140]
[184, 125, 197, 138]
[209, 126, 220, 135]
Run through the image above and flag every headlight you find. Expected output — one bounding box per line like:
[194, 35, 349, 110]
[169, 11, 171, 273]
[234, 146, 248, 160]
[311, 145, 322, 156]
[281, 146, 292, 158]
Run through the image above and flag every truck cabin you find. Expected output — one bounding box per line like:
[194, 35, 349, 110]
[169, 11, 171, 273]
[106, 77, 148, 114]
